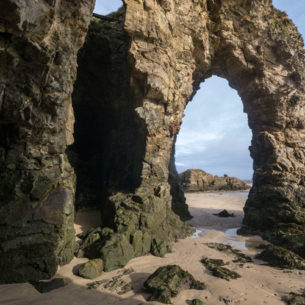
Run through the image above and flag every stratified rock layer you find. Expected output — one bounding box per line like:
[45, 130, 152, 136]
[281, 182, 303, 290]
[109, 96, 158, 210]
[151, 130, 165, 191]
[179, 169, 250, 192]
[0, 0, 95, 283]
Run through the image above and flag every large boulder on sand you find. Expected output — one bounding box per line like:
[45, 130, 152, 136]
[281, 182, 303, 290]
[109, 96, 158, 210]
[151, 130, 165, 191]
[78, 259, 104, 279]
[144, 265, 206, 304]
[179, 169, 250, 192]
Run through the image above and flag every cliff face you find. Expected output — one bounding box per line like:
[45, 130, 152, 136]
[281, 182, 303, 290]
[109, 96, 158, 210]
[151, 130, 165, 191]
[0, 0, 95, 283]
[122, 0, 305, 258]
[71, 11, 193, 271]
[179, 169, 250, 192]
[72, 0, 305, 272]
[1, 0, 305, 283]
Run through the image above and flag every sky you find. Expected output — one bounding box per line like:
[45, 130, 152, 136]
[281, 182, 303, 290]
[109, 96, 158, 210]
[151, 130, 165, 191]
[94, 1, 305, 180]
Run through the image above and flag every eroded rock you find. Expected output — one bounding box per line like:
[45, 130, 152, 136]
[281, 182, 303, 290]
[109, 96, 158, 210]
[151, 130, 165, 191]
[282, 291, 305, 305]
[78, 259, 104, 279]
[256, 245, 305, 270]
[2, 0, 305, 283]
[201, 257, 241, 281]
[205, 243, 252, 264]
[144, 265, 206, 304]
[213, 210, 235, 218]
[179, 169, 250, 192]
[0, 0, 95, 283]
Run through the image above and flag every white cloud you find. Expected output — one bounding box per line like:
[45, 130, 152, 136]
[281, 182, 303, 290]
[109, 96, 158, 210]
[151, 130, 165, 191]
[176, 130, 223, 157]
[175, 76, 253, 179]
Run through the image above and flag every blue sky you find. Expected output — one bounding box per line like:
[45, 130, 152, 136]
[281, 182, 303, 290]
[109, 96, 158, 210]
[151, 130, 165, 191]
[94, 0, 122, 14]
[94, 1, 305, 180]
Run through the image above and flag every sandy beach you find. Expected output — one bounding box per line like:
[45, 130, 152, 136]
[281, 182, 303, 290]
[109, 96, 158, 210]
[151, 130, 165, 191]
[1, 191, 305, 305]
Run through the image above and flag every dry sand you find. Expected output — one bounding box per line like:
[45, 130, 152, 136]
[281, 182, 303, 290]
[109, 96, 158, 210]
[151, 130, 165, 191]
[1, 191, 305, 305]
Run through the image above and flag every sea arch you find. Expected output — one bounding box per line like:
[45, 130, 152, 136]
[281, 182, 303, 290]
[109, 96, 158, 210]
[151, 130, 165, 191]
[1, 0, 305, 283]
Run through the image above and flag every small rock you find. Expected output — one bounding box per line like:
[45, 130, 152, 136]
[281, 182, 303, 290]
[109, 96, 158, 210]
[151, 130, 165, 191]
[78, 259, 104, 279]
[213, 210, 234, 218]
[192, 299, 205, 305]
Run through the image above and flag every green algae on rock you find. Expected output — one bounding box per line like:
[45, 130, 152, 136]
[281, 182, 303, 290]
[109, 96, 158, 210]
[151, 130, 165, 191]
[87, 268, 134, 295]
[192, 299, 206, 305]
[144, 265, 206, 304]
[282, 291, 305, 305]
[78, 259, 104, 279]
[205, 243, 252, 263]
[201, 257, 241, 281]
[256, 245, 305, 270]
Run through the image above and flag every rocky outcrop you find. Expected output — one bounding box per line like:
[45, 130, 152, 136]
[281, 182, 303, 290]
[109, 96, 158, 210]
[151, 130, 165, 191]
[179, 169, 250, 192]
[71, 6, 193, 273]
[0, 0, 95, 283]
[1, 0, 305, 283]
[121, 0, 305, 260]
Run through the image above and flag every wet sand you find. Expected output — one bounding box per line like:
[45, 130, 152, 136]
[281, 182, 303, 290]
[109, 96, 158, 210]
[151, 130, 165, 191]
[1, 192, 305, 305]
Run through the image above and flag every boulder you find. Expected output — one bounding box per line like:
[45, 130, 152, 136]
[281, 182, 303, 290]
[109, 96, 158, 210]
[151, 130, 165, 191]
[144, 265, 206, 304]
[78, 259, 104, 279]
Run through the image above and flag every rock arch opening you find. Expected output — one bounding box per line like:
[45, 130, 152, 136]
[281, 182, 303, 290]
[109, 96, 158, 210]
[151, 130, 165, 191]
[176, 76, 253, 181]
[1, 0, 305, 284]
[173, 75, 253, 232]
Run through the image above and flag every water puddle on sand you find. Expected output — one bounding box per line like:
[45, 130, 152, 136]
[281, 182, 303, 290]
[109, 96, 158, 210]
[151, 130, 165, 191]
[191, 228, 204, 239]
[191, 226, 248, 251]
[224, 227, 247, 251]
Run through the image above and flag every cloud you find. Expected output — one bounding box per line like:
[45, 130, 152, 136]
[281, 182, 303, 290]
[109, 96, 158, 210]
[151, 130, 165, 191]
[175, 76, 253, 180]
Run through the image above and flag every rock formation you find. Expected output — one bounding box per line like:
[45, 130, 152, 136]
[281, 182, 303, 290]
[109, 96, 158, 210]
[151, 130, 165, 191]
[179, 169, 250, 192]
[1, 0, 305, 283]
[0, 0, 95, 283]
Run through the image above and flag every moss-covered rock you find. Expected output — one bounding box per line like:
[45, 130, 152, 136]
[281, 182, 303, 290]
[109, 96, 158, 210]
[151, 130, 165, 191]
[282, 291, 305, 305]
[201, 257, 241, 281]
[78, 259, 104, 279]
[192, 299, 205, 305]
[87, 268, 134, 291]
[79, 227, 103, 259]
[144, 265, 206, 304]
[205, 243, 252, 263]
[100, 231, 135, 271]
[256, 245, 305, 269]
[151, 238, 172, 257]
